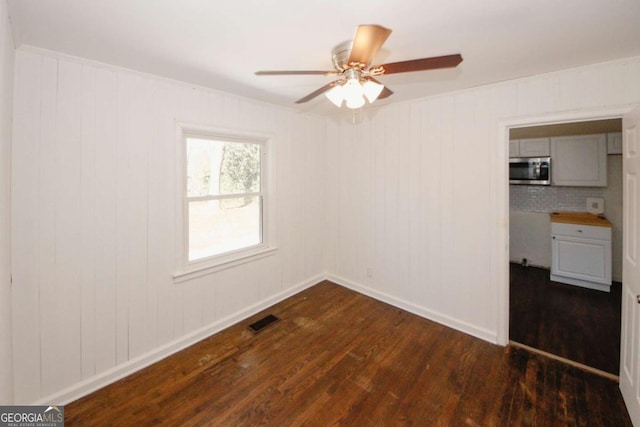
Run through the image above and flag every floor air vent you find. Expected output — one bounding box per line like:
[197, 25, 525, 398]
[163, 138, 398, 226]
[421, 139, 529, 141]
[248, 314, 280, 332]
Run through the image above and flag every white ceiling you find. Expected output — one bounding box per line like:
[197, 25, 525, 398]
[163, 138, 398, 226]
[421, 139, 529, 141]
[6, 0, 640, 115]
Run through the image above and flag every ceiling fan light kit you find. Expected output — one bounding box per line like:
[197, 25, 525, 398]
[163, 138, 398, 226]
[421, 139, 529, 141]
[362, 79, 384, 103]
[255, 24, 463, 110]
[324, 69, 385, 109]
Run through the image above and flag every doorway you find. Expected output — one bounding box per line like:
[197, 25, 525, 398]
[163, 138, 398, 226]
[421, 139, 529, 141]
[499, 111, 630, 376]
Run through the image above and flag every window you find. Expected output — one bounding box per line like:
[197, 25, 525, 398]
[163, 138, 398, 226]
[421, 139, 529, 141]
[175, 126, 276, 281]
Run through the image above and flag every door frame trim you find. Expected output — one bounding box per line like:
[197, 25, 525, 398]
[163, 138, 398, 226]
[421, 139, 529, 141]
[496, 105, 637, 347]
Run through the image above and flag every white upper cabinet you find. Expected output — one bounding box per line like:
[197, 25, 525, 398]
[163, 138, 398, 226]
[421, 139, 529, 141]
[551, 134, 607, 186]
[520, 138, 550, 157]
[607, 132, 622, 154]
[509, 138, 550, 158]
[509, 140, 519, 157]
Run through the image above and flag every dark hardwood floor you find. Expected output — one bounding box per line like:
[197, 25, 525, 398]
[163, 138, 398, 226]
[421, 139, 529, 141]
[509, 263, 622, 375]
[66, 281, 631, 426]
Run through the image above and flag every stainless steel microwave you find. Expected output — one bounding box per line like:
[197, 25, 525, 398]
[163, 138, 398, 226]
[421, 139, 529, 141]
[509, 157, 551, 185]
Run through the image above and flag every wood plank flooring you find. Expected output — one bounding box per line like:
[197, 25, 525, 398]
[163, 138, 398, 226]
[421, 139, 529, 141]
[66, 281, 631, 426]
[509, 263, 622, 375]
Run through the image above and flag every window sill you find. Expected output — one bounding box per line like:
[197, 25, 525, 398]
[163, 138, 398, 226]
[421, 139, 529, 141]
[173, 246, 278, 284]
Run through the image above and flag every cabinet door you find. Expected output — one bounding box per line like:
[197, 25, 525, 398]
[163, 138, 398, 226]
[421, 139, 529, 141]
[551, 235, 611, 284]
[607, 132, 622, 154]
[551, 134, 607, 186]
[519, 138, 550, 157]
[509, 140, 519, 157]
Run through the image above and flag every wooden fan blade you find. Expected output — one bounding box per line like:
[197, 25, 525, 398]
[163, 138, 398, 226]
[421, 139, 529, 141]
[365, 77, 394, 99]
[255, 70, 338, 76]
[295, 81, 337, 104]
[377, 54, 463, 75]
[378, 86, 393, 99]
[347, 24, 392, 67]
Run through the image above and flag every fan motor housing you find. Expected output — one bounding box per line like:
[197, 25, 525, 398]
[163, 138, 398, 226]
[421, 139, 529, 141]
[331, 41, 353, 72]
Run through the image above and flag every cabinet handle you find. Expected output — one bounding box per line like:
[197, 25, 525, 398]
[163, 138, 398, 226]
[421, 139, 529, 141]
[577, 229, 583, 233]
[637, 295, 640, 304]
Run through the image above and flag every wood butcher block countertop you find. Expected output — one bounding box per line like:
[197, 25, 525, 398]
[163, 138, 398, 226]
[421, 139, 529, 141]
[550, 211, 613, 227]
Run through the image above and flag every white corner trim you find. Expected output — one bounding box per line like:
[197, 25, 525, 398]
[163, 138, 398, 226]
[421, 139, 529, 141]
[326, 274, 499, 345]
[34, 274, 324, 406]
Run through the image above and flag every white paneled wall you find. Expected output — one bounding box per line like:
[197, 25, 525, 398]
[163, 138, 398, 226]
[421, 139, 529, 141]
[0, 0, 14, 405]
[326, 57, 640, 342]
[11, 47, 326, 404]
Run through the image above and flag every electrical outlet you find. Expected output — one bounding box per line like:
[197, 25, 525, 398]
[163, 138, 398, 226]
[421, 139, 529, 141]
[366, 267, 373, 277]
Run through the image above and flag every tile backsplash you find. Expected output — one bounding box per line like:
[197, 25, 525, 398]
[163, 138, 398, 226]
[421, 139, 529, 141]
[509, 185, 605, 212]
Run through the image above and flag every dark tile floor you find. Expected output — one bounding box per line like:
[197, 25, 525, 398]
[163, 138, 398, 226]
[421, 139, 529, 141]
[509, 263, 622, 374]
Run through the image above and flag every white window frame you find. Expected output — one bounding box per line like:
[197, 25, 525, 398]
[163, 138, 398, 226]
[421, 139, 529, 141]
[173, 123, 277, 283]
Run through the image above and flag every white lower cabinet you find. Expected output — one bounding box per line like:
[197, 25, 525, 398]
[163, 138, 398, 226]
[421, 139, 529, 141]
[550, 222, 612, 292]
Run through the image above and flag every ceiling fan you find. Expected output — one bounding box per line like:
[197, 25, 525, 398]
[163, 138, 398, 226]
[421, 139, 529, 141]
[255, 24, 463, 109]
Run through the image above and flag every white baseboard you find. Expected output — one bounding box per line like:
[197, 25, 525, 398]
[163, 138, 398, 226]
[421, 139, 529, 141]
[509, 259, 550, 270]
[35, 274, 323, 406]
[36, 272, 499, 405]
[550, 273, 611, 292]
[325, 274, 498, 344]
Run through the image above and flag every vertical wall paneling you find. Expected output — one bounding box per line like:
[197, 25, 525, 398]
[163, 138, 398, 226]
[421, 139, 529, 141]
[141, 82, 160, 355]
[475, 87, 498, 332]
[557, 68, 583, 112]
[0, 0, 14, 404]
[92, 68, 118, 374]
[273, 111, 287, 287]
[396, 104, 412, 300]
[379, 108, 398, 294]
[12, 51, 42, 402]
[371, 111, 385, 293]
[182, 278, 204, 333]
[11, 47, 328, 404]
[170, 88, 186, 341]
[286, 116, 305, 285]
[122, 74, 151, 361]
[310, 118, 326, 278]
[451, 92, 476, 322]
[80, 65, 97, 380]
[423, 98, 443, 308]
[44, 59, 84, 396]
[579, 68, 605, 109]
[359, 118, 374, 288]
[115, 73, 131, 364]
[36, 55, 59, 395]
[324, 120, 339, 275]
[408, 103, 423, 304]
[148, 81, 174, 347]
[336, 122, 355, 281]
[438, 96, 456, 313]
[383, 107, 400, 294]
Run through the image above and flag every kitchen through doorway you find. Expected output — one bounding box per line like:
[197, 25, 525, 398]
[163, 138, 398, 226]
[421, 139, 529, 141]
[508, 118, 623, 376]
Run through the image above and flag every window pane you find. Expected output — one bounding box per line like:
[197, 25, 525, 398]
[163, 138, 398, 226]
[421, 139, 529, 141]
[219, 142, 260, 194]
[188, 196, 262, 261]
[187, 137, 260, 197]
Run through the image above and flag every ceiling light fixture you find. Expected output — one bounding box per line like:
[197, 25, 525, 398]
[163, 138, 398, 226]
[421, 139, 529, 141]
[256, 25, 464, 108]
[324, 69, 384, 109]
